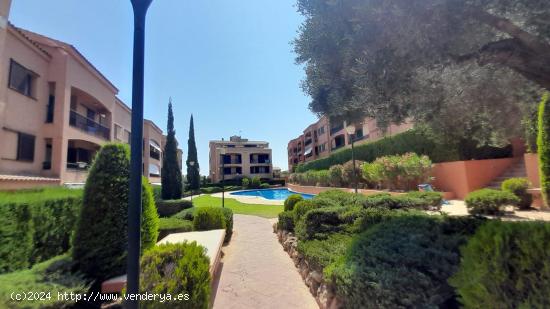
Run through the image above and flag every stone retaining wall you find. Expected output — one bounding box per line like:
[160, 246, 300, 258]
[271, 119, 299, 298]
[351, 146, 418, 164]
[274, 224, 343, 309]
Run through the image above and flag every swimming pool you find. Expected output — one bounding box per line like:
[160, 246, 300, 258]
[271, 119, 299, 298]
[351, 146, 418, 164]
[230, 188, 314, 200]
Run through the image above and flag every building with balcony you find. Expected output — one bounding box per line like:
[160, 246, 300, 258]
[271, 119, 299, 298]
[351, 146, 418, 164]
[287, 116, 412, 171]
[209, 136, 273, 183]
[0, 2, 181, 189]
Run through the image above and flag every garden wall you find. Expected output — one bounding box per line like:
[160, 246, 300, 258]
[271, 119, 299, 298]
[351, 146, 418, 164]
[432, 158, 516, 199]
[524, 153, 540, 187]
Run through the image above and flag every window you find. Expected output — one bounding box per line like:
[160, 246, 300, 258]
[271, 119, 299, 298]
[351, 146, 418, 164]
[46, 95, 55, 123]
[149, 164, 160, 177]
[250, 166, 270, 174]
[115, 124, 123, 141]
[17, 132, 35, 162]
[8, 60, 37, 97]
[125, 130, 131, 144]
[149, 139, 161, 160]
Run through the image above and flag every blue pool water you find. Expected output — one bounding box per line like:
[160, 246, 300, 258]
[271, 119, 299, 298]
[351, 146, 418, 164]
[230, 188, 314, 200]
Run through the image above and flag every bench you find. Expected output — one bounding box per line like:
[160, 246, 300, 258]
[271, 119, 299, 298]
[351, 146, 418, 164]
[101, 229, 226, 293]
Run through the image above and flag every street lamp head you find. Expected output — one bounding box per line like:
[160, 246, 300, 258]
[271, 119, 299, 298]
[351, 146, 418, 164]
[345, 124, 356, 135]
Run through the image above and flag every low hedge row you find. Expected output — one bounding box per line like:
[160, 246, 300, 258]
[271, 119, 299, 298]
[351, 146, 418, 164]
[156, 199, 193, 217]
[158, 217, 193, 240]
[465, 189, 519, 216]
[0, 188, 83, 273]
[192, 207, 234, 243]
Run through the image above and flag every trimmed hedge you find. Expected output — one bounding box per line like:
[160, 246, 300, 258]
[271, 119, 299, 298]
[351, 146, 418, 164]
[538, 93, 550, 207]
[501, 178, 532, 209]
[326, 215, 481, 308]
[0, 254, 88, 309]
[450, 221, 550, 308]
[221, 207, 234, 243]
[72, 144, 159, 282]
[0, 187, 83, 273]
[363, 191, 443, 211]
[284, 194, 303, 211]
[158, 217, 193, 240]
[465, 189, 519, 216]
[193, 207, 226, 231]
[297, 233, 353, 271]
[296, 128, 456, 172]
[278, 211, 295, 231]
[156, 199, 194, 217]
[140, 242, 211, 309]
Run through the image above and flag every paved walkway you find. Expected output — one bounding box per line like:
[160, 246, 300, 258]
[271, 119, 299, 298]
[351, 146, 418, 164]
[212, 215, 318, 309]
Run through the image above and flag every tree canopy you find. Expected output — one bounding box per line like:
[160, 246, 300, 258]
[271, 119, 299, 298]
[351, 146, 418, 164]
[294, 0, 548, 145]
[161, 100, 183, 199]
[186, 114, 201, 190]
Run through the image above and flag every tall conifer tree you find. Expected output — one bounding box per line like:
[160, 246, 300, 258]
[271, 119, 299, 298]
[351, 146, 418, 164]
[161, 99, 183, 199]
[186, 114, 200, 190]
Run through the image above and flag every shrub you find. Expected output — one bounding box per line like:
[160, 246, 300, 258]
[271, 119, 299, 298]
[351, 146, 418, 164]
[278, 211, 295, 231]
[251, 176, 261, 189]
[405, 191, 443, 208]
[284, 194, 304, 211]
[501, 177, 532, 209]
[370, 153, 432, 190]
[0, 254, 88, 309]
[465, 189, 520, 216]
[293, 200, 317, 223]
[200, 187, 222, 194]
[72, 143, 159, 282]
[156, 199, 194, 217]
[0, 202, 33, 273]
[241, 177, 250, 188]
[327, 215, 472, 308]
[450, 221, 550, 308]
[140, 242, 211, 309]
[538, 93, 550, 207]
[316, 170, 330, 186]
[193, 207, 226, 231]
[296, 206, 344, 240]
[0, 187, 83, 273]
[314, 189, 367, 207]
[221, 207, 234, 243]
[362, 161, 384, 188]
[174, 207, 197, 221]
[158, 217, 193, 240]
[297, 233, 353, 271]
[260, 183, 270, 189]
[342, 160, 365, 187]
[328, 165, 344, 187]
[151, 184, 162, 201]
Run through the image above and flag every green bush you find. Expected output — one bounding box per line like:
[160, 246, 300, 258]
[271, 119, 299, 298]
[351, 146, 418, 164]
[241, 177, 250, 188]
[368, 153, 432, 191]
[174, 207, 197, 221]
[538, 93, 550, 207]
[151, 185, 162, 201]
[327, 215, 475, 308]
[0, 187, 83, 273]
[405, 191, 443, 208]
[0, 202, 33, 273]
[156, 199, 194, 217]
[158, 217, 193, 240]
[296, 206, 344, 240]
[465, 189, 520, 216]
[72, 143, 159, 282]
[501, 177, 532, 209]
[293, 200, 317, 223]
[221, 207, 234, 243]
[314, 189, 366, 207]
[328, 164, 344, 187]
[140, 242, 211, 309]
[284, 194, 304, 211]
[297, 233, 353, 271]
[450, 221, 550, 308]
[363, 192, 441, 210]
[0, 254, 88, 309]
[193, 207, 226, 231]
[278, 211, 295, 231]
[260, 183, 270, 189]
[251, 176, 261, 189]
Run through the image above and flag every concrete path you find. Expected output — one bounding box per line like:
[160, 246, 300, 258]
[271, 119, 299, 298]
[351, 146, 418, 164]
[212, 215, 318, 309]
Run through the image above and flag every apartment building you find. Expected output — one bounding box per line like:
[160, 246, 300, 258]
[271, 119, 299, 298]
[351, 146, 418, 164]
[287, 116, 412, 171]
[209, 136, 273, 183]
[0, 2, 180, 189]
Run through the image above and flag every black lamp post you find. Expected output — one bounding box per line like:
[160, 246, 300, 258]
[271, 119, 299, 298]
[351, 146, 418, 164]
[128, 1, 152, 307]
[218, 147, 226, 208]
[345, 124, 358, 194]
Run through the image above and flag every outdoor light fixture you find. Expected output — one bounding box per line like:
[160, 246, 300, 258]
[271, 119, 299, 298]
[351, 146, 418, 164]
[345, 123, 359, 194]
[128, 1, 153, 308]
[218, 147, 226, 208]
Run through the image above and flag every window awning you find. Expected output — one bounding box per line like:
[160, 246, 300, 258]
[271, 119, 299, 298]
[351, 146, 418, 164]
[149, 139, 161, 152]
[304, 147, 313, 156]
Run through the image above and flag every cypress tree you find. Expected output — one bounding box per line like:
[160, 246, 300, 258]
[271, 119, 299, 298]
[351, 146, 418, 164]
[537, 93, 550, 207]
[187, 114, 201, 190]
[161, 100, 183, 199]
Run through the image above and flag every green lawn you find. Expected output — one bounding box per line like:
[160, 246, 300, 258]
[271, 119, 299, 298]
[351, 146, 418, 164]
[191, 195, 283, 218]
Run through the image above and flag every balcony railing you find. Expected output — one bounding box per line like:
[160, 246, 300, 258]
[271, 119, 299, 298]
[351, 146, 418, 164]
[69, 110, 110, 140]
[330, 124, 344, 135]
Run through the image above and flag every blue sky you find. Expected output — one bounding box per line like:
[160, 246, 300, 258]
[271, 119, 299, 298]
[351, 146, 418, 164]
[10, 0, 316, 173]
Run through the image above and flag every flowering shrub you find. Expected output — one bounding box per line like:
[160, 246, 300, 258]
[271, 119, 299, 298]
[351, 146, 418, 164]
[362, 153, 432, 190]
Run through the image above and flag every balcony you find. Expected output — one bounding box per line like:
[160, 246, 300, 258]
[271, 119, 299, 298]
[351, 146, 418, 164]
[330, 123, 344, 135]
[69, 110, 110, 140]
